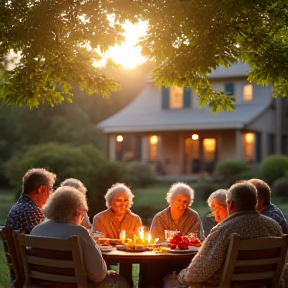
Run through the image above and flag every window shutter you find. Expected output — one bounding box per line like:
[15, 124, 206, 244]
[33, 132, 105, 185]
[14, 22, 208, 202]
[255, 132, 261, 163]
[183, 88, 191, 108]
[225, 83, 234, 96]
[162, 87, 170, 109]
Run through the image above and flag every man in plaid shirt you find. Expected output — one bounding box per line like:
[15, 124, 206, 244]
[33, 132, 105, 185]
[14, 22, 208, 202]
[5, 168, 56, 234]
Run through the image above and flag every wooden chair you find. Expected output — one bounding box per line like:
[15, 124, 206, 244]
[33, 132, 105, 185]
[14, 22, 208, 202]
[17, 234, 87, 288]
[0, 226, 24, 288]
[218, 234, 288, 288]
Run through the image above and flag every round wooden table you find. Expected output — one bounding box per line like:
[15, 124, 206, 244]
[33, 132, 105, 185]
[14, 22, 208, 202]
[102, 248, 198, 288]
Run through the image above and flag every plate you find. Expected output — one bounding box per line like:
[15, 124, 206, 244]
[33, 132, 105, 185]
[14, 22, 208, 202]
[100, 246, 114, 252]
[166, 246, 200, 253]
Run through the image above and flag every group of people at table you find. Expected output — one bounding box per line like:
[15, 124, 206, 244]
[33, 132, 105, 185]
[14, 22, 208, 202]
[5, 168, 288, 288]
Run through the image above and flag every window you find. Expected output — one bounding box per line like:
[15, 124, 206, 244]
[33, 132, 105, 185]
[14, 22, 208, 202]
[149, 135, 158, 162]
[243, 132, 255, 162]
[162, 87, 191, 109]
[203, 138, 216, 162]
[170, 87, 183, 108]
[243, 84, 253, 101]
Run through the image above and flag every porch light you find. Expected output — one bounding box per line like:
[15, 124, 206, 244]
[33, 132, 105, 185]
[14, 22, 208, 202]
[116, 135, 123, 142]
[191, 134, 199, 140]
[150, 135, 158, 144]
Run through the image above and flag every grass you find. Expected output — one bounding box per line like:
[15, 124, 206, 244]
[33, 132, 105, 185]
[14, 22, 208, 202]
[0, 189, 15, 288]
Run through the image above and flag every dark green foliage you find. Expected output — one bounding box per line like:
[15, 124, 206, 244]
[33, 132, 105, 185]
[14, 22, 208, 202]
[194, 180, 229, 202]
[230, 170, 262, 186]
[271, 177, 288, 198]
[4, 143, 126, 215]
[123, 161, 155, 188]
[259, 154, 288, 185]
[215, 159, 252, 186]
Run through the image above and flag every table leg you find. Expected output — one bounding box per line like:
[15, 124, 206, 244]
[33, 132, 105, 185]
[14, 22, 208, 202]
[119, 262, 133, 286]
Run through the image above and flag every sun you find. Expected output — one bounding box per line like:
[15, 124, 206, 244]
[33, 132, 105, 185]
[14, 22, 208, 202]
[96, 20, 148, 69]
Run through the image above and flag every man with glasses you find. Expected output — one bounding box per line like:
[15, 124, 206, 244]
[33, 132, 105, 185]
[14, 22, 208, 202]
[5, 168, 56, 234]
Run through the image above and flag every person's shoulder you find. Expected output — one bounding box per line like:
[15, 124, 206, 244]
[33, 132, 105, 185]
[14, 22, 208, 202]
[94, 209, 110, 219]
[153, 207, 168, 218]
[127, 210, 141, 220]
[186, 207, 200, 216]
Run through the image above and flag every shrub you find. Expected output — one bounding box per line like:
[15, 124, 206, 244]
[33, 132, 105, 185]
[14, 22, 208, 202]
[123, 161, 155, 188]
[194, 180, 229, 202]
[259, 154, 288, 185]
[271, 177, 288, 198]
[4, 143, 126, 215]
[215, 159, 251, 186]
[230, 170, 262, 185]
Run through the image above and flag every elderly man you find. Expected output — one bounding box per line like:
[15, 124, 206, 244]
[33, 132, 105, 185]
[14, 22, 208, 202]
[170, 182, 283, 288]
[247, 178, 288, 234]
[5, 168, 56, 234]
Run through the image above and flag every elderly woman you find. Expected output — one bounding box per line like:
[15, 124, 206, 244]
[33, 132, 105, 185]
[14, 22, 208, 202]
[31, 186, 129, 288]
[207, 189, 228, 224]
[60, 178, 92, 230]
[92, 183, 142, 239]
[150, 182, 205, 242]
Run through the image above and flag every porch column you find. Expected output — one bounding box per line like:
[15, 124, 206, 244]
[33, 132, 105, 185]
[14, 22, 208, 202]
[235, 130, 242, 160]
[261, 132, 269, 159]
[108, 135, 116, 161]
[179, 134, 184, 174]
[275, 97, 283, 153]
[141, 136, 149, 163]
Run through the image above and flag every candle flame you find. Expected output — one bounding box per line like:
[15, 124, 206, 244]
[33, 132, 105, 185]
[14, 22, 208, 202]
[147, 233, 151, 244]
[139, 227, 144, 240]
[155, 238, 159, 243]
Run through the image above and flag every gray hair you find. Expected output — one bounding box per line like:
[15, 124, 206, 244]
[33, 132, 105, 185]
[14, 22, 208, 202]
[60, 178, 87, 195]
[207, 189, 228, 208]
[227, 183, 257, 211]
[44, 186, 88, 223]
[104, 183, 134, 208]
[166, 182, 194, 206]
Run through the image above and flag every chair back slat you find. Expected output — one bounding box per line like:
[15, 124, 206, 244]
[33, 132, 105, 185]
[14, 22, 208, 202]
[0, 226, 25, 288]
[17, 234, 87, 288]
[218, 234, 288, 288]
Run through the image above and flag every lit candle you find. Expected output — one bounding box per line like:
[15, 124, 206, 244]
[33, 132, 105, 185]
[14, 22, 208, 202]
[147, 234, 151, 244]
[120, 230, 126, 242]
[139, 227, 144, 243]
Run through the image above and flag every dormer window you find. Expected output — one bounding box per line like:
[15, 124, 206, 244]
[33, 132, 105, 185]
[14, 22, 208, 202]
[162, 87, 191, 109]
[243, 84, 253, 101]
[170, 87, 183, 108]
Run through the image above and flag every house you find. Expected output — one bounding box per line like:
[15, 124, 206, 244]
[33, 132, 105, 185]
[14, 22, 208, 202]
[97, 62, 288, 177]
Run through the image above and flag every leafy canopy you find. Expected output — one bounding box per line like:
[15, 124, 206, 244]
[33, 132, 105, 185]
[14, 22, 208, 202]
[140, 0, 288, 111]
[1, 0, 288, 111]
[0, 0, 139, 107]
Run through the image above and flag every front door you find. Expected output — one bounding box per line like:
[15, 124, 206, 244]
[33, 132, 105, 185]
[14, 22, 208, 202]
[184, 137, 217, 174]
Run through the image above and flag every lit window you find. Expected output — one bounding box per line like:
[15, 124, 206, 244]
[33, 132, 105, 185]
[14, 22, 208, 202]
[203, 138, 216, 161]
[243, 132, 254, 161]
[149, 135, 158, 162]
[243, 84, 253, 101]
[170, 87, 183, 108]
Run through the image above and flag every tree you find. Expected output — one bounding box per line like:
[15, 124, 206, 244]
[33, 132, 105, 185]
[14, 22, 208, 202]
[140, 0, 288, 112]
[2, 1, 288, 112]
[0, 0, 140, 107]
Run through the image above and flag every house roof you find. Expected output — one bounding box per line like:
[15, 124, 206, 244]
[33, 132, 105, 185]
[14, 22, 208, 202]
[209, 62, 250, 79]
[97, 63, 272, 133]
[98, 87, 271, 133]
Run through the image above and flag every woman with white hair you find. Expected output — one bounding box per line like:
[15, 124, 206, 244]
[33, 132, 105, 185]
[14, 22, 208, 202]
[92, 183, 142, 239]
[150, 182, 205, 242]
[60, 178, 92, 230]
[207, 189, 228, 224]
